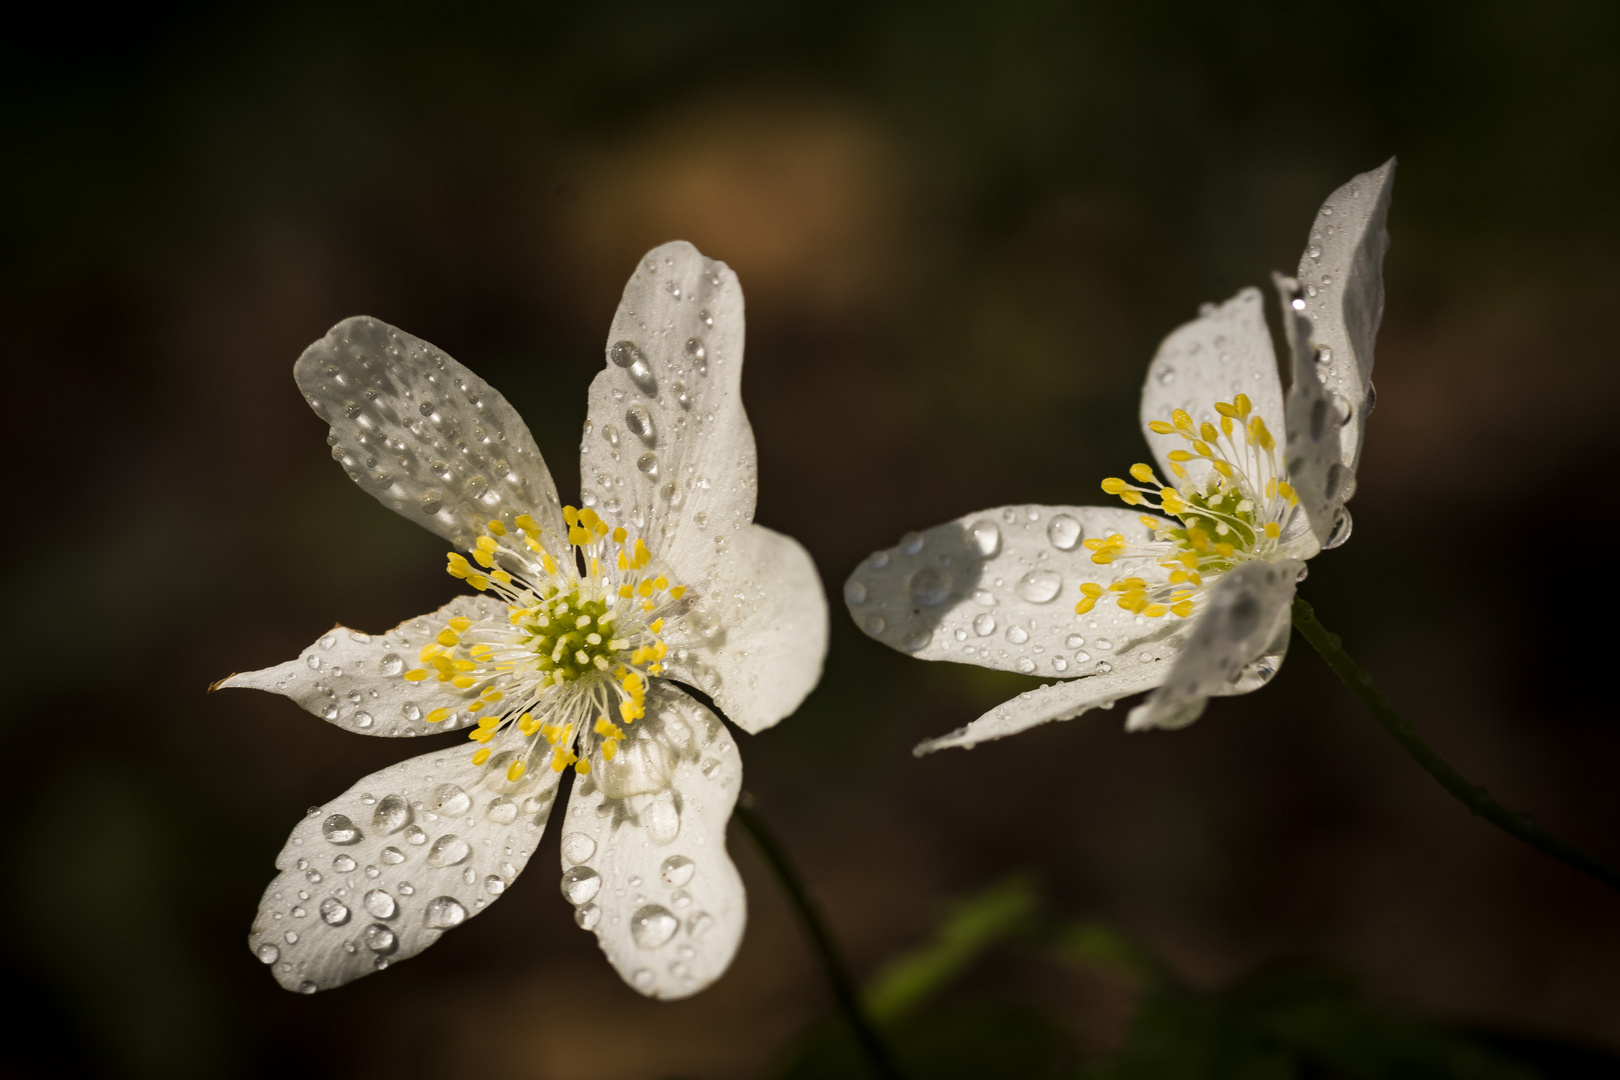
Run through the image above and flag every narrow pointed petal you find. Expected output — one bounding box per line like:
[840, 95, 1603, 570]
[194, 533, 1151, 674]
[248, 743, 562, 993]
[1278, 275, 1341, 551]
[295, 316, 568, 555]
[845, 505, 1174, 680]
[1126, 558, 1301, 732]
[1295, 159, 1395, 478]
[218, 596, 504, 736]
[916, 661, 1172, 754]
[1138, 287, 1286, 488]
[579, 242, 757, 591]
[559, 684, 744, 1000]
[659, 524, 828, 733]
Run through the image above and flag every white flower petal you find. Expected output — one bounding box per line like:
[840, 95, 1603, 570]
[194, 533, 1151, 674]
[295, 316, 568, 554]
[1126, 558, 1301, 732]
[658, 524, 827, 734]
[579, 242, 758, 590]
[915, 662, 1172, 754]
[1278, 275, 1343, 550]
[1137, 287, 1286, 487]
[845, 504, 1176, 680]
[218, 595, 506, 736]
[248, 742, 561, 993]
[1295, 159, 1396, 479]
[559, 683, 744, 1000]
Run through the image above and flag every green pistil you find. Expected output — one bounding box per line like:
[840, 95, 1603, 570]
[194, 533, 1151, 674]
[519, 589, 618, 683]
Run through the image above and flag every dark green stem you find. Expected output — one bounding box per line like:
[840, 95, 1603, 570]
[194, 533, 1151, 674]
[733, 796, 906, 1080]
[1292, 598, 1620, 892]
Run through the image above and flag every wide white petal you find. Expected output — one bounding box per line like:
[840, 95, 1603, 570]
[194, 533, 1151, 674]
[658, 524, 828, 734]
[295, 316, 569, 556]
[1294, 159, 1396, 479]
[1126, 559, 1301, 732]
[578, 242, 756, 592]
[1137, 288, 1286, 487]
[558, 683, 744, 1000]
[845, 504, 1180, 680]
[915, 662, 1171, 754]
[218, 596, 503, 736]
[248, 742, 562, 993]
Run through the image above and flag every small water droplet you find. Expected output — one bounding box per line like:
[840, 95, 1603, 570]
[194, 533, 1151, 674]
[632, 968, 655, 988]
[973, 613, 996, 636]
[1096, 638, 1113, 650]
[353, 710, 373, 729]
[379, 653, 403, 676]
[660, 855, 695, 887]
[1065, 634, 1085, 648]
[485, 797, 517, 825]
[423, 896, 467, 929]
[901, 628, 933, 652]
[1006, 625, 1029, 645]
[843, 580, 868, 605]
[321, 704, 339, 721]
[636, 452, 659, 479]
[1016, 569, 1062, 604]
[688, 911, 714, 937]
[907, 567, 951, 606]
[631, 905, 679, 950]
[363, 889, 396, 919]
[625, 405, 656, 446]
[1016, 657, 1035, 673]
[298, 980, 318, 995]
[322, 814, 362, 845]
[419, 491, 443, 515]
[643, 791, 680, 844]
[562, 833, 596, 864]
[900, 532, 925, 555]
[427, 835, 471, 868]
[969, 520, 1001, 558]
[256, 943, 279, 964]
[1324, 507, 1353, 549]
[685, 337, 708, 375]
[363, 923, 397, 953]
[485, 874, 506, 895]
[575, 902, 601, 930]
[864, 614, 886, 634]
[319, 898, 351, 926]
[402, 703, 422, 722]
[1157, 366, 1176, 385]
[562, 866, 602, 905]
[333, 855, 356, 873]
[380, 846, 405, 865]
[432, 784, 471, 817]
[1074, 650, 1091, 662]
[1046, 514, 1082, 550]
[1053, 656, 1069, 672]
[372, 795, 410, 834]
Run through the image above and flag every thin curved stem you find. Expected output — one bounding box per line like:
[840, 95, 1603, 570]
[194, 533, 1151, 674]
[1292, 598, 1620, 892]
[733, 796, 906, 1080]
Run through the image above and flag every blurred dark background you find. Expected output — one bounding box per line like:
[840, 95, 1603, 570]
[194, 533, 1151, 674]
[3, 2, 1617, 1077]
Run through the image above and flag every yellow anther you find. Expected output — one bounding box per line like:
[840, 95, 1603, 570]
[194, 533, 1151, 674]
[602, 738, 618, 761]
[478, 715, 500, 730]
[638, 579, 655, 597]
[1075, 597, 1097, 614]
[1172, 409, 1195, 435]
[617, 550, 629, 570]
[1200, 421, 1219, 443]
[612, 526, 627, 543]
[579, 507, 601, 531]
[452, 675, 476, 689]
[1169, 462, 1188, 479]
[1192, 440, 1212, 457]
[618, 584, 635, 598]
[509, 760, 529, 782]
[1139, 515, 1162, 531]
[468, 701, 485, 714]
[1221, 416, 1234, 437]
[1129, 463, 1155, 483]
[650, 618, 664, 633]
[468, 575, 489, 591]
[492, 570, 512, 585]
[480, 689, 503, 702]
[403, 669, 430, 682]
[1101, 477, 1128, 494]
[668, 586, 686, 599]
[1214, 401, 1239, 418]
[541, 553, 559, 577]
[419, 644, 442, 663]
[1143, 604, 1169, 617]
[594, 717, 625, 739]
[469, 727, 494, 743]
[448, 617, 472, 633]
[516, 513, 538, 533]
[1234, 393, 1252, 416]
[1168, 450, 1193, 462]
[1169, 570, 1190, 584]
[1277, 480, 1297, 504]
[425, 708, 451, 724]
[436, 629, 460, 647]
[1119, 491, 1144, 506]
[574, 759, 591, 774]
[475, 535, 498, 553]
[1148, 420, 1174, 434]
[633, 538, 651, 566]
[653, 576, 668, 591]
[549, 748, 574, 773]
[472, 550, 494, 569]
[1211, 460, 1234, 478]
[1171, 600, 1194, 617]
[469, 644, 492, 657]
[1215, 542, 1236, 558]
[471, 748, 491, 765]
[563, 506, 579, 526]
[1249, 417, 1274, 451]
[568, 526, 590, 546]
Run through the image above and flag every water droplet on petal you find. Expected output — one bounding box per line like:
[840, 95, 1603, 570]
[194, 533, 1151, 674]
[322, 814, 362, 845]
[363, 889, 396, 919]
[256, 943, 279, 964]
[319, 898, 350, 926]
[431, 784, 471, 817]
[907, 567, 951, 606]
[562, 866, 602, 905]
[973, 613, 996, 636]
[372, 795, 410, 834]
[427, 835, 471, 868]
[643, 791, 681, 844]
[1324, 507, 1353, 549]
[333, 855, 356, 873]
[419, 491, 443, 515]
[900, 532, 925, 555]
[1016, 570, 1062, 604]
[363, 923, 397, 954]
[424, 896, 467, 929]
[969, 520, 1001, 558]
[1016, 657, 1035, 673]
[298, 980, 318, 995]
[1046, 514, 1082, 550]
[561, 833, 596, 864]
[380, 846, 405, 865]
[379, 653, 403, 676]
[843, 580, 868, 605]
[631, 905, 679, 949]
[575, 902, 601, 930]
[485, 798, 517, 825]
[636, 452, 659, 479]
[660, 855, 695, 887]
[625, 405, 656, 446]
[1065, 634, 1085, 648]
[901, 628, 933, 652]
[864, 614, 886, 635]
[1006, 626, 1029, 645]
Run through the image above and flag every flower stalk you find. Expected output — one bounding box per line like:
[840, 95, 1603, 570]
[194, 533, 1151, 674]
[733, 796, 906, 1080]
[1292, 598, 1620, 892]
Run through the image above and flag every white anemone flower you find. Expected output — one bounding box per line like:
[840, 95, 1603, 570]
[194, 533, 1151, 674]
[846, 162, 1393, 752]
[220, 242, 828, 998]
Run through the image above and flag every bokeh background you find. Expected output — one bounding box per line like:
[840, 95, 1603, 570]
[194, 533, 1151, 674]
[4, 2, 1618, 1077]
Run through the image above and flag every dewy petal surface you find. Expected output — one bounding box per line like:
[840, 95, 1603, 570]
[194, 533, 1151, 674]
[248, 743, 562, 993]
[1126, 558, 1301, 732]
[1295, 159, 1395, 479]
[845, 505, 1174, 680]
[1279, 277, 1344, 549]
[295, 316, 568, 555]
[1138, 287, 1286, 489]
[578, 241, 757, 593]
[218, 596, 506, 736]
[916, 661, 1176, 754]
[557, 683, 744, 1000]
[659, 524, 828, 734]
